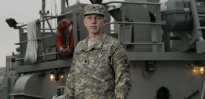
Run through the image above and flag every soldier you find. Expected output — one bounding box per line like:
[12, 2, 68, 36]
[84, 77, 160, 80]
[64, 4, 132, 99]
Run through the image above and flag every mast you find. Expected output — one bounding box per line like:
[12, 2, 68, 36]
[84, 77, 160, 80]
[61, 0, 66, 14]
[42, 0, 46, 32]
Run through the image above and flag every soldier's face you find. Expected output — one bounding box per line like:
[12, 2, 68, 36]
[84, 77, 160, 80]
[84, 14, 106, 34]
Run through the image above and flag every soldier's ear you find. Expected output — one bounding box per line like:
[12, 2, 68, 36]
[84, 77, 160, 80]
[103, 19, 106, 26]
[84, 19, 87, 26]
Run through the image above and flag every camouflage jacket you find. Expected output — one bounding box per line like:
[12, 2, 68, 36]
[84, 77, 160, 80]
[64, 33, 131, 99]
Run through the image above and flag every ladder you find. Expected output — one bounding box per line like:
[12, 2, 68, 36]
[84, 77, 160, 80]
[190, 0, 205, 53]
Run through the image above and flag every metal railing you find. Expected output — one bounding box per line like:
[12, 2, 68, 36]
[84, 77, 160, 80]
[103, 1, 160, 5]
[15, 35, 54, 45]
[106, 22, 162, 25]
[15, 11, 76, 61]
[15, 52, 58, 61]
[15, 12, 74, 28]
[104, 1, 163, 52]
[15, 1, 163, 61]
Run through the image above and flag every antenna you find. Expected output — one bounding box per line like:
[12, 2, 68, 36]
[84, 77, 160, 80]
[77, 0, 80, 4]
[41, 0, 46, 19]
[54, 0, 58, 28]
[41, 0, 46, 32]
[51, 0, 52, 27]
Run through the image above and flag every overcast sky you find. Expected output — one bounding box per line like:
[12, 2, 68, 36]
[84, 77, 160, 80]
[0, 0, 164, 67]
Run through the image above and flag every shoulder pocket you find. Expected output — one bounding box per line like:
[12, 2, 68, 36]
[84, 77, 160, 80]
[113, 49, 127, 62]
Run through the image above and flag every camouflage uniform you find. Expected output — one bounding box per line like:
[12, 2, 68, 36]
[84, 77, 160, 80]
[64, 4, 131, 99]
[64, 33, 131, 99]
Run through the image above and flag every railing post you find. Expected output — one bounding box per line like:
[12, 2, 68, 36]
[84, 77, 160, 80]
[156, 4, 162, 52]
[19, 28, 24, 65]
[121, 4, 125, 42]
[37, 22, 43, 63]
[73, 10, 78, 48]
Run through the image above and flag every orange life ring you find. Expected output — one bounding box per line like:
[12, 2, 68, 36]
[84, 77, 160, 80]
[55, 19, 74, 57]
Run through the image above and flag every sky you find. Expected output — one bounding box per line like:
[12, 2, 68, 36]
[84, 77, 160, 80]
[0, 0, 165, 67]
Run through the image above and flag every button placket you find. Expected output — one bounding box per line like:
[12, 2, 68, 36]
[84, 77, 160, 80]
[81, 51, 89, 75]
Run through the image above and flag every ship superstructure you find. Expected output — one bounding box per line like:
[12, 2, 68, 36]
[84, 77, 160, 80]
[1, 0, 205, 99]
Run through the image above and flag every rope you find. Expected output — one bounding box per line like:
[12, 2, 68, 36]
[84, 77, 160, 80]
[24, 21, 45, 63]
[24, 21, 38, 63]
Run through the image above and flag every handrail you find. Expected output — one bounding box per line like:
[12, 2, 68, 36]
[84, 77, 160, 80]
[104, 1, 163, 52]
[15, 35, 54, 45]
[15, 52, 58, 61]
[15, 11, 73, 28]
[122, 42, 163, 45]
[22, 28, 56, 30]
[106, 22, 162, 25]
[103, 1, 161, 5]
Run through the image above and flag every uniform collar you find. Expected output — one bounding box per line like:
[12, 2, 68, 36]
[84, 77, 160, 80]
[81, 33, 106, 52]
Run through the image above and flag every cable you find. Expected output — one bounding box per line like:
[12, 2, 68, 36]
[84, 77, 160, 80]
[54, 0, 58, 16]
[54, 0, 58, 28]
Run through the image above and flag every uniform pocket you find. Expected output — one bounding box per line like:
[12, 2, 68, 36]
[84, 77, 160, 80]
[92, 54, 113, 79]
[85, 50, 105, 74]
